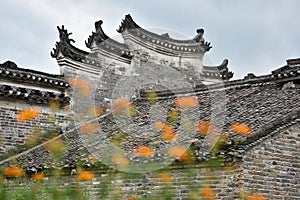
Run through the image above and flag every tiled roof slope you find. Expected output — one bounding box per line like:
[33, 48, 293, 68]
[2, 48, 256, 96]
[1, 69, 299, 169]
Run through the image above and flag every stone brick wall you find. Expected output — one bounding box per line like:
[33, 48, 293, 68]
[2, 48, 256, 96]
[0, 100, 71, 158]
[2, 162, 243, 200]
[243, 123, 300, 199]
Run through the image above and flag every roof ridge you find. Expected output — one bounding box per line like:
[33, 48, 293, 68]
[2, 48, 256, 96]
[232, 109, 300, 157]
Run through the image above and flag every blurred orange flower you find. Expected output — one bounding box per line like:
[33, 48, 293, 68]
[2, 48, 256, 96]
[201, 186, 216, 200]
[247, 194, 266, 200]
[134, 146, 154, 158]
[231, 123, 252, 135]
[112, 98, 132, 112]
[162, 131, 176, 141]
[32, 173, 44, 181]
[17, 108, 40, 122]
[3, 166, 24, 177]
[167, 146, 187, 160]
[154, 121, 176, 141]
[79, 123, 100, 134]
[68, 77, 90, 96]
[161, 123, 175, 134]
[175, 96, 198, 108]
[197, 120, 211, 135]
[77, 171, 94, 181]
[112, 156, 130, 166]
[158, 172, 173, 182]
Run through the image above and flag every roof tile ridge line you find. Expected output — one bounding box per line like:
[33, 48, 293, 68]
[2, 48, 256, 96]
[117, 14, 206, 45]
[235, 109, 300, 154]
[0, 66, 65, 80]
[0, 72, 69, 89]
[0, 62, 65, 79]
[0, 111, 112, 166]
[226, 74, 274, 86]
[140, 80, 275, 100]
[139, 80, 267, 99]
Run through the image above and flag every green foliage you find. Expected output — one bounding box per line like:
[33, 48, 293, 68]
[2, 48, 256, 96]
[0, 182, 90, 200]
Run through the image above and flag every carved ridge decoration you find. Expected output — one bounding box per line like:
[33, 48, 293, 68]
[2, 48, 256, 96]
[118, 14, 212, 54]
[51, 25, 88, 62]
[85, 20, 109, 48]
[85, 20, 132, 60]
[50, 15, 233, 78]
[117, 14, 141, 33]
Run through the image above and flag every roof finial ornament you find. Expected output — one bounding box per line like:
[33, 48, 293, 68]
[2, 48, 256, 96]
[57, 25, 75, 44]
[51, 25, 88, 60]
[51, 25, 75, 58]
[193, 28, 205, 43]
[95, 20, 103, 31]
[85, 20, 109, 48]
[117, 14, 140, 33]
[0, 61, 18, 69]
[193, 28, 212, 52]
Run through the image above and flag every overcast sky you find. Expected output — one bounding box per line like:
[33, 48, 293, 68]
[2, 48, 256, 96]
[0, 0, 299, 79]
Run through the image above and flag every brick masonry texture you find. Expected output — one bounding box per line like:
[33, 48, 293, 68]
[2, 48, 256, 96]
[1, 123, 299, 199]
[243, 123, 300, 200]
[0, 101, 71, 159]
[2, 162, 243, 200]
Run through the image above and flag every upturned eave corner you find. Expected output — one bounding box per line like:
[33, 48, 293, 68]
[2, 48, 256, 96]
[85, 20, 110, 49]
[51, 25, 88, 62]
[117, 14, 141, 33]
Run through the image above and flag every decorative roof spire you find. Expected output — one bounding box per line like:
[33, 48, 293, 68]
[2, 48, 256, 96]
[85, 20, 110, 49]
[57, 25, 75, 44]
[0, 61, 18, 69]
[51, 25, 75, 58]
[51, 25, 88, 61]
[117, 14, 141, 33]
[193, 28, 212, 52]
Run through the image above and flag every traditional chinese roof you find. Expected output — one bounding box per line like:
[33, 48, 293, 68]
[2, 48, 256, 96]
[118, 14, 212, 57]
[51, 25, 89, 62]
[271, 58, 300, 83]
[85, 20, 132, 60]
[0, 61, 70, 106]
[202, 59, 234, 80]
[0, 61, 69, 89]
[51, 15, 220, 73]
[0, 84, 70, 106]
